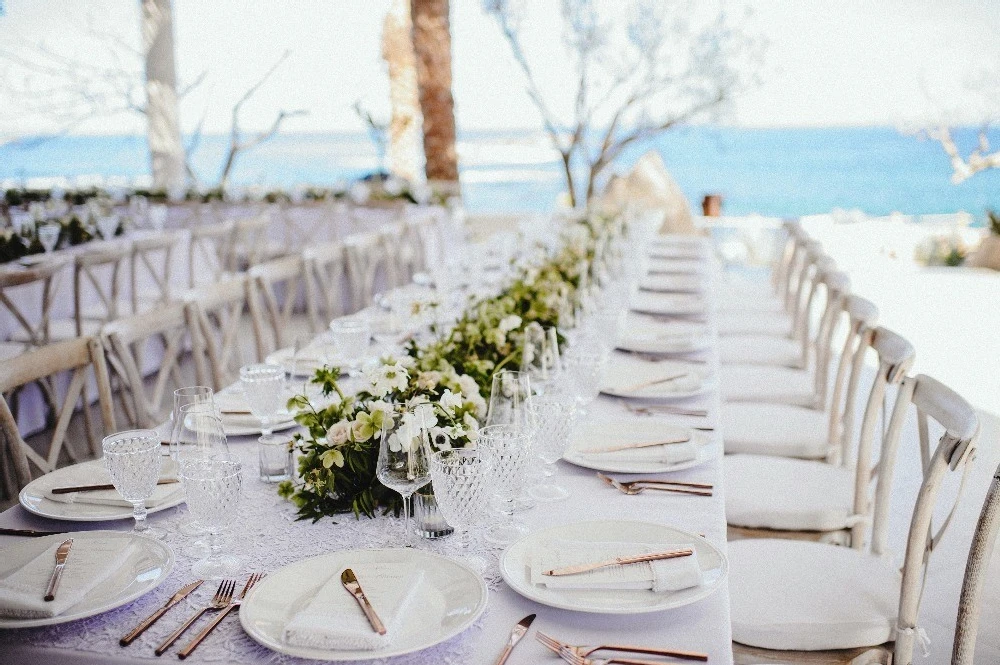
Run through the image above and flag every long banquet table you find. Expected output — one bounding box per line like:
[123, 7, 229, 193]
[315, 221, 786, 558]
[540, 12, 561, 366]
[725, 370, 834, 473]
[0, 236, 733, 664]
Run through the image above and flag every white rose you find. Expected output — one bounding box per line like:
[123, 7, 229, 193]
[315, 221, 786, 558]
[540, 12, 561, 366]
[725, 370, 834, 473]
[439, 389, 463, 413]
[498, 314, 522, 334]
[325, 421, 351, 446]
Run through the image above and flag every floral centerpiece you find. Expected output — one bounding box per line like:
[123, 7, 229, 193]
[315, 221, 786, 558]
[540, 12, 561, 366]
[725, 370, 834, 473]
[279, 211, 623, 521]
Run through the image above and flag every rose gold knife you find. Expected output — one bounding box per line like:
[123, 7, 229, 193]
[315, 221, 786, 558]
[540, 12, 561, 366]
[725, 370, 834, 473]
[543, 548, 693, 576]
[580, 436, 691, 454]
[44, 538, 73, 601]
[341, 568, 386, 635]
[120, 579, 203, 646]
[493, 613, 535, 665]
[51, 479, 179, 494]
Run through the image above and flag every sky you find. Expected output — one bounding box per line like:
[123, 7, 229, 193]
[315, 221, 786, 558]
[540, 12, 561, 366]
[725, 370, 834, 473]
[0, 0, 998, 139]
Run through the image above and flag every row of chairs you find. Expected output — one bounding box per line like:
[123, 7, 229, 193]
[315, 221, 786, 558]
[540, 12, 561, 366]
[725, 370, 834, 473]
[712, 220, 988, 663]
[0, 216, 441, 500]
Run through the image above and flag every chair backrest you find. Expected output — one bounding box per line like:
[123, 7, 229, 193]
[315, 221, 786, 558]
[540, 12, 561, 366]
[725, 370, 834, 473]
[883, 374, 980, 665]
[376, 225, 406, 290]
[188, 220, 234, 288]
[795, 264, 845, 406]
[73, 241, 134, 334]
[0, 336, 116, 497]
[343, 232, 383, 312]
[827, 294, 879, 463]
[303, 240, 347, 332]
[0, 257, 70, 347]
[184, 276, 257, 390]
[102, 301, 190, 428]
[281, 202, 335, 252]
[780, 227, 810, 309]
[952, 459, 1000, 665]
[247, 255, 307, 358]
[770, 219, 801, 294]
[130, 231, 179, 313]
[229, 214, 272, 271]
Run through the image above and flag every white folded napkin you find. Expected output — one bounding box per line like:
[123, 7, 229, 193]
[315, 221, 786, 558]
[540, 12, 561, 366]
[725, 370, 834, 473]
[529, 539, 703, 593]
[44, 460, 182, 508]
[580, 440, 699, 464]
[283, 564, 424, 651]
[630, 292, 705, 315]
[215, 392, 292, 430]
[607, 372, 702, 396]
[0, 538, 137, 619]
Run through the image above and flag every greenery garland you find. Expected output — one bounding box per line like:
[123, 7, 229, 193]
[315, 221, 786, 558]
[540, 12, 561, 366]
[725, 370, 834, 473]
[278, 212, 622, 521]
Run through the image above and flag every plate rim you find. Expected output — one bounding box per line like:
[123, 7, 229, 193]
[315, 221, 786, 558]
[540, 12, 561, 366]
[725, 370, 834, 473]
[18, 460, 185, 523]
[499, 519, 727, 614]
[239, 546, 488, 661]
[562, 427, 719, 474]
[0, 529, 175, 628]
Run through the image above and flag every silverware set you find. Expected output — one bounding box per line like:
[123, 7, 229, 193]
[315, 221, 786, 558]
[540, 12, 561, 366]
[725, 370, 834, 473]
[119, 572, 263, 658]
[598, 472, 713, 497]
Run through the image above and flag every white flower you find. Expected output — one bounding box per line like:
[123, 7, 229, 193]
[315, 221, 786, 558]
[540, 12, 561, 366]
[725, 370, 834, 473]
[325, 421, 351, 446]
[369, 362, 409, 397]
[439, 389, 463, 414]
[457, 374, 480, 398]
[411, 402, 439, 430]
[463, 413, 479, 432]
[428, 426, 452, 450]
[416, 370, 442, 390]
[498, 314, 522, 334]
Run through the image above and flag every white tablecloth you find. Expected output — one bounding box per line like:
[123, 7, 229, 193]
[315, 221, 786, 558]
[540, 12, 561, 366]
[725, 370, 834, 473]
[0, 242, 733, 664]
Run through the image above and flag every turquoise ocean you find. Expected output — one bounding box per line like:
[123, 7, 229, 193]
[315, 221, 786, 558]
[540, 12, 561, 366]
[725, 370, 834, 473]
[1, 126, 998, 219]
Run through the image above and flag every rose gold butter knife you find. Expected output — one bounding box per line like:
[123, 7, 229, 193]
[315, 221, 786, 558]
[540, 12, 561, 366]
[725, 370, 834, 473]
[543, 548, 693, 577]
[493, 613, 535, 665]
[341, 568, 386, 635]
[44, 538, 73, 601]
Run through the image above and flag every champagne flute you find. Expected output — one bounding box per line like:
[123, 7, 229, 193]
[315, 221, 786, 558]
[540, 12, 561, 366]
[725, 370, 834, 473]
[485, 370, 535, 432]
[102, 429, 165, 539]
[520, 324, 562, 392]
[377, 410, 432, 547]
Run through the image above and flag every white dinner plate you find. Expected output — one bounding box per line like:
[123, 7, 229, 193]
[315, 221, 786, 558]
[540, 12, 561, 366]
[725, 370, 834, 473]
[646, 257, 708, 275]
[0, 530, 174, 628]
[563, 418, 718, 473]
[646, 246, 708, 261]
[240, 547, 488, 661]
[616, 318, 712, 355]
[630, 291, 707, 317]
[601, 354, 714, 401]
[212, 392, 298, 437]
[650, 235, 708, 249]
[637, 273, 707, 294]
[19, 459, 184, 522]
[500, 520, 727, 614]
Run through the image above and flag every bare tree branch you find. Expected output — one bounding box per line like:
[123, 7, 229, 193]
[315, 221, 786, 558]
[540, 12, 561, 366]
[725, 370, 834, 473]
[927, 125, 1000, 184]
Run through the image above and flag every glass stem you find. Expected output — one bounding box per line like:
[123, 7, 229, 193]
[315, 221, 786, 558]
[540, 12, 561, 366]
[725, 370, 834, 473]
[402, 493, 412, 547]
[132, 501, 148, 533]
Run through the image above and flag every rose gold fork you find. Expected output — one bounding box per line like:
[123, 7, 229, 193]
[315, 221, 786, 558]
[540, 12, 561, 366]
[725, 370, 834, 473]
[536, 631, 708, 662]
[154, 579, 236, 656]
[177, 572, 265, 659]
[599, 473, 712, 497]
[556, 645, 682, 665]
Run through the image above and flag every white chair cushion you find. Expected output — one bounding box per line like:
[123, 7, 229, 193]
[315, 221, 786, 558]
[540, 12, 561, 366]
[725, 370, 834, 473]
[716, 310, 792, 337]
[721, 402, 829, 458]
[718, 335, 802, 367]
[729, 539, 900, 651]
[724, 455, 855, 531]
[720, 365, 817, 407]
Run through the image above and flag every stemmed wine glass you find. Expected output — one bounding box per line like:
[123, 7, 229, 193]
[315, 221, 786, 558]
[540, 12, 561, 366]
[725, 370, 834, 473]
[520, 324, 562, 392]
[168, 386, 216, 460]
[485, 370, 534, 431]
[97, 214, 119, 241]
[102, 429, 166, 539]
[528, 394, 577, 502]
[37, 223, 60, 254]
[329, 319, 372, 377]
[377, 410, 432, 547]
[478, 424, 532, 545]
[430, 448, 494, 573]
[179, 454, 243, 578]
[240, 363, 286, 436]
[563, 347, 605, 414]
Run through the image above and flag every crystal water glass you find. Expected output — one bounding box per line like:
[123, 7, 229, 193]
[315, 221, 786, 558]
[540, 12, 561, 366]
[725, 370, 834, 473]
[329, 319, 372, 375]
[38, 223, 60, 253]
[240, 363, 286, 435]
[485, 370, 535, 432]
[528, 394, 577, 502]
[97, 214, 119, 241]
[179, 455, 243, 579]
[478, 424, 532, 545]
[102, 430, 165, 539]
[564, 348, 605, 413]
[258, 433, 293, 482]
[377, 412, 432, 547]
[430, 448, 493, 573]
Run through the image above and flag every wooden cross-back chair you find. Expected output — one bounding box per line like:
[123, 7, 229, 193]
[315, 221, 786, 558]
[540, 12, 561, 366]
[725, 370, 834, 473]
[102, 301, 190, 429]
[725, 323, 917, 548]
[303, 240, 348, 333]
[229, 213, 276, 272]
[343, 232, 383, 312]
[729, 372, 980, 665]
[130, 231, 179, 314]
[184, 276, 258, 391]
[280, 202, 335, 253]
[247, 255, 308, 359]
[1, 256, 70, 355]
[0, 336, 116, 500]
[188, 219, 234, 288]
[68, 241, 134, 337]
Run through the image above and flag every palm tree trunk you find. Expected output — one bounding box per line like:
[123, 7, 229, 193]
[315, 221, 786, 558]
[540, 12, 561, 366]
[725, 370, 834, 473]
[141, 0, 185, 190]
[410, 0, 459, 191]
[382, 0, 425, 184]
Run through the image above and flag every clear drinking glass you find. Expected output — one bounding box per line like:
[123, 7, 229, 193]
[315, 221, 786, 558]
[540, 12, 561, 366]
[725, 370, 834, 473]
[329, 319, 372, 376]
[258, 433, 293, 482]
[520, 324, 562, 392]
[478, 424, 532, 545]
[97, 214, 119, 240]
[171, 402, 229, 460]
[102, 429, 165, 539]
[563, 348, 605, 413]
[240, 363, 286, 435]
[377, 412, 432, 547]
[38, 223, 60, 253]
[528, 394, 577, 502]
[169, 386, 216, 460]
[485, 370, 534, 432]
[179, 455, 243, 579]
[430, 448, 494, 573]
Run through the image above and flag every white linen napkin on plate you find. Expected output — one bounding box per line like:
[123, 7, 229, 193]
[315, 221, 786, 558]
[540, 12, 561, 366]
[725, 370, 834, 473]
[529, 539, 702, 593]
[283, 564, 424, 651]
[0, 538, 137, 619]
[608, 372, 702, 396]
[44, 460, 181, 508]
[215, 392, 292, 430]
[580, 440, 699, 464]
